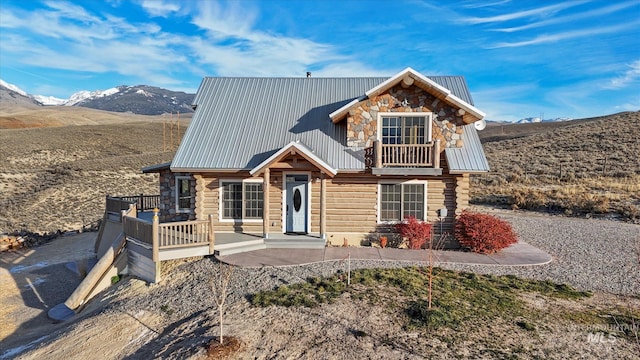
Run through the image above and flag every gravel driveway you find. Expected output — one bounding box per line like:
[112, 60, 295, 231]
[132, 210, 640, 322]
[4, 211, 639, 360]
[439, 210, 640, 296]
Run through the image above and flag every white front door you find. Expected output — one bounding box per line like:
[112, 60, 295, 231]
[286, 175, 308, 233]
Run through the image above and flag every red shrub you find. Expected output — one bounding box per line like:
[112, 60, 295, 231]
[455, 210, 517, 254]
[395, 216, 432, 250]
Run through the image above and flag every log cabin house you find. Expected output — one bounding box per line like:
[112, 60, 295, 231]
[143, 68, 489, 254]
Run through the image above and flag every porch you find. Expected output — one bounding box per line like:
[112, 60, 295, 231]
[215, 232, 326, 256]
[364, 140, 443, 176]
[107, 196, 326, 262]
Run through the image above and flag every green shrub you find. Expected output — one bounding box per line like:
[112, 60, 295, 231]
[455, 211, 517, 254]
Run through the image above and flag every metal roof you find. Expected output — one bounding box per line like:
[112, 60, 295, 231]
[171, 76, 487, 172]
[445, 125, 490, 173]
[142, 161, 171, 173]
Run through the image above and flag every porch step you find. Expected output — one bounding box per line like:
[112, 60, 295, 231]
[264, 238, 326, 249]
[215, 239, 266, 256]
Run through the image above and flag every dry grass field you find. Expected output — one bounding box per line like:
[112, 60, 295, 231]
[473, 111, 640, 222]
[0, 108, 186, 235]
[1, 108, 637, 237]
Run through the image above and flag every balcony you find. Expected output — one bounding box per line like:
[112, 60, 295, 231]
[365, 140, 442, 176]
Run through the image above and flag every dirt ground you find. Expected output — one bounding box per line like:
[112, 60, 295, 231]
[0, 233, 95, 353]
[1, 230, 638, 360]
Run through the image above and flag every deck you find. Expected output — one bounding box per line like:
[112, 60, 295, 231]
[115, 199, 325, 261]
[215, 232, 326, 256]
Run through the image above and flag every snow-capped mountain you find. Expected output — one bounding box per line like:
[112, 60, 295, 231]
[0, 79, 195, 115]
[487, 116, 573, 124]
[516, 116, 572, 123]
[31, 94, 67, 106]
[0, 79, 29, 97]
[65, 87, 121, 106]
[74, 85, 195, 115]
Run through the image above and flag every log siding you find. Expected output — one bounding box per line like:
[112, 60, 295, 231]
[156, 155, 468, 246]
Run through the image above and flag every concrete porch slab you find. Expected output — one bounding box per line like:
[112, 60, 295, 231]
[324, 247, 381, 261]
[217, 248, 325, 267]
[217, 241, 552, 268]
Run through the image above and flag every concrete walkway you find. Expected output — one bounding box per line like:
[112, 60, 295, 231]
[216, 241, 552, 268]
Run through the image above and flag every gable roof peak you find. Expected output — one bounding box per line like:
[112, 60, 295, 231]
[329, 68, 485, 124]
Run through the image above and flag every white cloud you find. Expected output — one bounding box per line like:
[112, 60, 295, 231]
[311, 63, 393, 77]
[462, 0, 512, 9]
[191, 1, 259, 39]
[187, 1, 353, 76]
[492, 1, 639, 33]
[460, 1, 587, 24]
[42, 0, 100, 23]
[488, 21, 640, 48]
[0, 3, 192, 89]
[140, 0, 180, 18]
[606, 60, 640, 89]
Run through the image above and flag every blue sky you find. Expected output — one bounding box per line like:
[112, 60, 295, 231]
[0, 0, 638, 121]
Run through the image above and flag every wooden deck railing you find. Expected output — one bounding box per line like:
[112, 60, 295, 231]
[122, 212, 215, 261]
[106, 196, 134, 215]
[158, 220, 211, 248]
[365, 140, 440, 169]
[122, 216, 154, 246]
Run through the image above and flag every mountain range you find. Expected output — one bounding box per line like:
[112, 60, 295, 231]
[1, 79, 573, 121]
[0, 79, 194, 115]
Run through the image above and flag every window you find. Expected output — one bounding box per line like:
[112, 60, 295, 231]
[244, 183, 263, 218]
[176, 176, 193, 212]
[221, 181, 263, 220]
[379, 182, 425, 221]
[380, 114, 431, 144]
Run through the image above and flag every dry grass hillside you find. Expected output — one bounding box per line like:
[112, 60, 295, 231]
[473, 111, 640, 221]
[1, 107, 637, 237]
[0, 105, 186, 129]
[0, 119, 185, 235]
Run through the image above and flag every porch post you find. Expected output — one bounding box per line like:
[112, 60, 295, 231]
[152, 208, 159, 262]
[320, 173, 327, 240]
[263, 168, 270, 239]
[375, 140, 382, 168]
[208, 214, 215, 254]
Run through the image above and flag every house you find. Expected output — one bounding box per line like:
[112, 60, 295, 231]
[143, 68, 489, 252]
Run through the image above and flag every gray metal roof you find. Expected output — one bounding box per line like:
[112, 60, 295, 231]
[421, 76, 474, 105]
[142, 161, 171, 173]
[171, 76, 486, 172]
[445, 126, 490, 173]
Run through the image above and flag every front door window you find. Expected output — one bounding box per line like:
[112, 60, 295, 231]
[286, 175, 308, 233]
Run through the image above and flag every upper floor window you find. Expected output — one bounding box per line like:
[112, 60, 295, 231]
[380, 113, 432, 145]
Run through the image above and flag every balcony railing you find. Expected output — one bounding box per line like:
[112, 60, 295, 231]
[365, 140, 440, 169]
